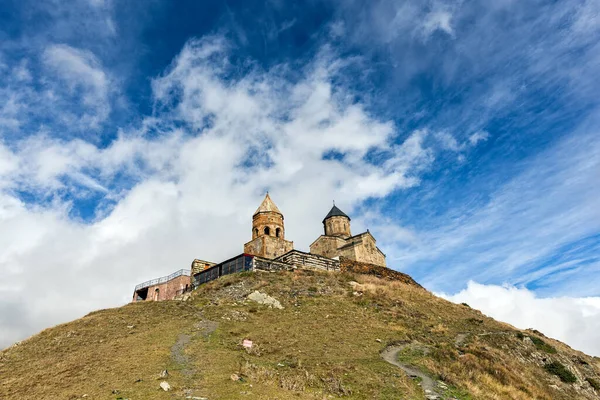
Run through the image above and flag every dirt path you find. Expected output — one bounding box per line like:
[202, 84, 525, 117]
[171, 333, 193, 377]
[380, 345, 443, 400]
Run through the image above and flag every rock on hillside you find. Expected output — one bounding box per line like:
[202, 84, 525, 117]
[1, 269, 599, 399]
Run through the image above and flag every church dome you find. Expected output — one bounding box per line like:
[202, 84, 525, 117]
[323, 205, 350, 223]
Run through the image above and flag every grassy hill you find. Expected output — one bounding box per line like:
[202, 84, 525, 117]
[1, 269, 599, 399]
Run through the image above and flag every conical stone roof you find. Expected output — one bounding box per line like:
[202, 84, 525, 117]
[323, 205, 350, 223]
[254, 193, 282, 215]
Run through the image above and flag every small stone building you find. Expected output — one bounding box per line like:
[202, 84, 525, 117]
[243, 193, 294, 259]
[310, 205, 386, 267]
[132, 269, 191, 302]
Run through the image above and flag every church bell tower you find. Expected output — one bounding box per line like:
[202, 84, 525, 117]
[243, 193, 294, 259]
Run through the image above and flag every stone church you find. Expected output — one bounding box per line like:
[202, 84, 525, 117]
[133, 193, 387, 302]
[309, 204, 386, 267]
[244, 194, 386, 267]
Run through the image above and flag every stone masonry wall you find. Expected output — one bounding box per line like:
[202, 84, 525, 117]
[253, 257, 295, 272]
[276, 250, 340, 271]
[191, 260, 216, 275]
[339, 257, 423, 289]
[252, 212, 285, 240]
[324, 215, 351, 238]
[244, 235, 294, 259]
[339, 234, 386, 267]
[309, 235, 347, 259]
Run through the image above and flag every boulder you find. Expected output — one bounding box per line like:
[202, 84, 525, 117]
[247, 291, 283, 309]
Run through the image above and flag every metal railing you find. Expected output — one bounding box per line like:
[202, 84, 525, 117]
[134, 269, 191, 291]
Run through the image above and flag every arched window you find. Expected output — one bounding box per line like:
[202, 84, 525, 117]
[276, 228, 281, 238]
[154, 288, 160, 301]
[253, 228, 258, 237]
[264, 226, 270, 235]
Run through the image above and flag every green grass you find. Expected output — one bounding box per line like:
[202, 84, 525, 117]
[444, 385, 473, 400]
[530, 336, 557, 354]
[544, 361, 577, 383]
[395, 345, 430, 364]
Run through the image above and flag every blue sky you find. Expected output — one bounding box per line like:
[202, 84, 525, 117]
[1, 0, 599, 354]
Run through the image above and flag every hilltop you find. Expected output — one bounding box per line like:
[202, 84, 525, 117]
[1, 269, 599, 399]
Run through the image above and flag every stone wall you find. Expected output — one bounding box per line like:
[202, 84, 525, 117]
[244, 235, 294, 259]
[276, 250, 340, 271]
[252, 211, 285, 240]
[310, 232, 386, 267]
[339, 233, 386, 267]
[253, 257, 295, 272]
[191, 259, 216, 275]
[324, 215, 351, 238]
[309, 235, 347, 259]
[339, 257, 423, 289]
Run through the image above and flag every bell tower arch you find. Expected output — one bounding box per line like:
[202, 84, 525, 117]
[244, 193, 294, 258]
[250, 193, 285, 240]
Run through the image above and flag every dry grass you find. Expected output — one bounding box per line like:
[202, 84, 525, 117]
[1, 270, 599, 400]
[0, 300, 198, 399]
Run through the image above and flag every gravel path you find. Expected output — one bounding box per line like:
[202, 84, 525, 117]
[380, 345, 444, 400]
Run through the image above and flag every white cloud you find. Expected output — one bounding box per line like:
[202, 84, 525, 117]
[421, 9, 454, 38]
[468, 130, 489, 145]
[385, 126, 600, 297]
[0, 95, 23, 130]
[0, 0, 597, 364]
[40, 0, 118, 39]
[0, 42, 116, 137]
[329, 20, 346, 38]
[13, 60, 32, 83]
[334, 0, 600, 131]
[434, 131, 461, 151]
[0, 143, 18, 187]
[42, 44, 111, 129]
[573, 0, 600, 35]
[43, 44, 108, 95]
[440, 282, 600, 357]
[0, 36, 465, 349]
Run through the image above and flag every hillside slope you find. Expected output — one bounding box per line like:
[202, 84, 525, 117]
[1, 270, 599, 399]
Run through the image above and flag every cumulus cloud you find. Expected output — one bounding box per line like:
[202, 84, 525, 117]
[2, 0, 598, 361]
[0, 36, 467, 349]
[440, 282, 600, 357]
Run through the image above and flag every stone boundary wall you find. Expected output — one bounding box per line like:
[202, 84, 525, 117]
[253, 257, 295, 272]
[276, 250, 340, 271]
[339, 257, 423, 289]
